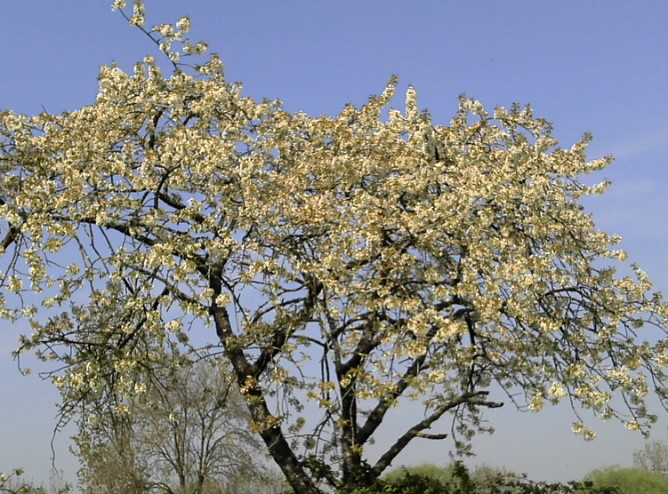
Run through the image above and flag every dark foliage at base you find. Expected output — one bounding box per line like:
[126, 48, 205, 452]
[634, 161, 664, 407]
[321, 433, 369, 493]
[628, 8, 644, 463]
[350, 463, 618, 494]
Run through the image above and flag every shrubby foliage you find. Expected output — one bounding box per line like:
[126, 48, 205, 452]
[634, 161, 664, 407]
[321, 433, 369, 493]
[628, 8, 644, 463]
[382, 463, 459, 486]
[584, 466, 668, 494]
[356, 463, 618, 493]
[1, 1, 667, 492]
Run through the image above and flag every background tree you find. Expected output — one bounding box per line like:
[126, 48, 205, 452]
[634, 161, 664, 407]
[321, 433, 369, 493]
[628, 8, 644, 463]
[584, 466, 668, 494]
[0, 469, 70, 494]
[73, 359, 280, 494]
[1, 2, 667, 492]
[632, 439, 668, 477]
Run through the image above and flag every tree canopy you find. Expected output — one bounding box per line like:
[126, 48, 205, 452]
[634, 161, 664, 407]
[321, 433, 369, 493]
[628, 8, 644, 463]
[1, 2, 667, 492]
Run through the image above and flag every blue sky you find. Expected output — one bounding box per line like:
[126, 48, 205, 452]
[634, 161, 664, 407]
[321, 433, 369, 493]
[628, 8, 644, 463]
[1, 1, 667, 488]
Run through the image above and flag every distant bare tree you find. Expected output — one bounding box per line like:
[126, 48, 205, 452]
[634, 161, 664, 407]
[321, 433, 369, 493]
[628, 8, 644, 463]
[0, 468, 70, 494]
[633, 440, 668, 477]
[73, 360, 284, 494]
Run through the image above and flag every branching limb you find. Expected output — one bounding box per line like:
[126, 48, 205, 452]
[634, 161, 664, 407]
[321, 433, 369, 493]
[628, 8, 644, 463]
[370, 391, 503, 478]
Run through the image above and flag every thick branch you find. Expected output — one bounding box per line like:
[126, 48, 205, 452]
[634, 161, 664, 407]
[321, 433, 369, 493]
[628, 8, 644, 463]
[415, 432, 449, 440]
[253, 277, 322, 375]
[335, 317, 385, 379]
[0, 226, 18, 252]
[208, 278, 320, 494]
[370, 391, 502, 478]
[357, 323, 441, 445]
[0, 198, 20, 251]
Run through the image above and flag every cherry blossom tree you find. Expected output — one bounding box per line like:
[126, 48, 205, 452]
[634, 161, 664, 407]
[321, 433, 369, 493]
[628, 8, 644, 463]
[1, 2, 667, 492]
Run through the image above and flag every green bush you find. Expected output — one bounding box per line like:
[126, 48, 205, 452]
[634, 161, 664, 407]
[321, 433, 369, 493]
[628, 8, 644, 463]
[352, 462, 468, 494]
[351, 462, 616, 494]
[584, 466, 668, 494]
[381, 463, 459, 487]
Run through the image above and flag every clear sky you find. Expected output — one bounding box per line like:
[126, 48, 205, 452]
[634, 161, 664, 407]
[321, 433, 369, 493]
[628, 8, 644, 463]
[1, 0, 667, 489]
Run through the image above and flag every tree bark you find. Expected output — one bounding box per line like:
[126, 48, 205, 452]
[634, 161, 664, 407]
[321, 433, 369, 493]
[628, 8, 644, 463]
[210, 301, 320, 494]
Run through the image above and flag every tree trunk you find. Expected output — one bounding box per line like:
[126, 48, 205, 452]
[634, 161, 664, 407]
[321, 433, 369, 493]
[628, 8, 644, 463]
[210, 303, 321, 494]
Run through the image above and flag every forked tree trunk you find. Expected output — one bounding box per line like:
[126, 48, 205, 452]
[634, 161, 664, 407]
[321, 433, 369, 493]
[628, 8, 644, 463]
[210, 303, 321, 494]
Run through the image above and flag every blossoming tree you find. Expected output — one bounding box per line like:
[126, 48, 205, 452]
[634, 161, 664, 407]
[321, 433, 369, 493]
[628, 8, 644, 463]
[1, 2, 667, 492]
